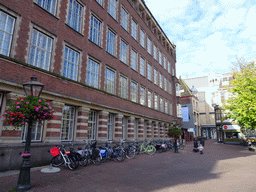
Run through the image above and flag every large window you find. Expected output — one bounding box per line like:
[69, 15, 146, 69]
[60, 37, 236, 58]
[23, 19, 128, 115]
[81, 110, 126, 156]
[130, 81, 138, 102]
[61, 106, 75, 141]
[108, 0, 117, 20]
[159, 73, 163, 88]
[140, 56, 145, 76]
[148, 90, 153, 108]
[28, 29, 53, 71]
[36, 0, 57, 15]
[154, 93, 158, 110]
[147, 63, 152, 81]
[165, 100, 168, 114]
[153, 44, 157, 60]
[120, 40, 128, 64]
[164, 56, 167, 70]
[105, 68, 115, 94]
[147, 37, 152, 55]
[107, 113, 114, 140]
[140, 86, 146, 105]
[169, 102, 173, 115]
[169, 80, 172, 94]
[107, 29, 116, 56]
[154, 69, 158, 85]
[131, 49, 137, 71]
[62, 46, 79, 81]
[89, 15, 102, 46]
[176, 83, 180, 97]
[88, 110, 97, 140]
[21, 121, 44, 141]
[119, 75, 128, 99]
[160, 97, 164, 112]
[67, 0, 83, 33]
[87, 58, 100, 88]
[177, 104, 182, 117]
[131, 19, 137, 40]
[168, 61, 171, 74]
[164, 77, 167, 91]
[140, 29, 145, 48]
[159, 51, 162, 65]
[121, 7, 128, 31]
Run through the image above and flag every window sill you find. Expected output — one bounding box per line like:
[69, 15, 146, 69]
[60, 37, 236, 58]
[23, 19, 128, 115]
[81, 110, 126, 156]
[120, 60, 129, 67]
[108, 13, 118, 23]
[106, 51, 117, 59]
[65, 23, 84, 37]
[33, 3, 59, 20]
[88, 39, 103, 49]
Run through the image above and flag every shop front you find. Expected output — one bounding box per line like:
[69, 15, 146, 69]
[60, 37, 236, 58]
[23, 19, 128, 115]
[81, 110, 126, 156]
[223, 124, 243, 144]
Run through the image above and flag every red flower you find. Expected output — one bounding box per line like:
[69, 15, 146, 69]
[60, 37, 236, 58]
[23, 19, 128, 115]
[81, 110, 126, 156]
[34, 106, 37, 108]
[34, 92, 37, 95]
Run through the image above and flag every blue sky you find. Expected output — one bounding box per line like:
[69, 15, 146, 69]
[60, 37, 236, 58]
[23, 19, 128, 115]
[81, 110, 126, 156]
[144, 0, 256, 79]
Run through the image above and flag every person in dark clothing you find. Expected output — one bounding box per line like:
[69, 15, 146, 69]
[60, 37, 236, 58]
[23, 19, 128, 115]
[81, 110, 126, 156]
[193, 141, 199, 152]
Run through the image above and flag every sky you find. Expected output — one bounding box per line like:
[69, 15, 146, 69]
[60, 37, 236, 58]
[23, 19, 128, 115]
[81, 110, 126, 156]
[144, 0, 256, 79]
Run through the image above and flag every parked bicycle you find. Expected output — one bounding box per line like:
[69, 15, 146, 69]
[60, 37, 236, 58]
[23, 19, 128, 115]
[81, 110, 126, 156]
[140, 139, 156, 155]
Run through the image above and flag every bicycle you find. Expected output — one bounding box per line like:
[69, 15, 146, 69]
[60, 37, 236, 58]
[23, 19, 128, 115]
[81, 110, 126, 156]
[177, 141, 185, 150]
[140, 140, 156, 155]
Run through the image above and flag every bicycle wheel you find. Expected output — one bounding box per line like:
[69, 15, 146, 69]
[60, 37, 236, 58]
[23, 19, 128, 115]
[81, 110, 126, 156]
[79, 157, 88, 167]
[147, 145, 156, 156]
[93, 154, 102, 165]
[179, 145, 184, 150]
[126, 148, 135, 159]
[67, 156, 77, 170]
[51, 155, 64, 167]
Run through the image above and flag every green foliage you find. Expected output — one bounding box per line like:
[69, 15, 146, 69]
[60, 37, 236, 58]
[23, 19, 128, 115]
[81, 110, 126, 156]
[224, 62, 256, 130]
[167, 125, 182, 138]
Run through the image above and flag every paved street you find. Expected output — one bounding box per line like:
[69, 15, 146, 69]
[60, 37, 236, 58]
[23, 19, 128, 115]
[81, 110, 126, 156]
[1, 140, 256, 192]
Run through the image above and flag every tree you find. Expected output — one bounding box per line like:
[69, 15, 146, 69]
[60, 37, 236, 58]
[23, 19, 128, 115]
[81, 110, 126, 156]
[224, 61, 256, 130]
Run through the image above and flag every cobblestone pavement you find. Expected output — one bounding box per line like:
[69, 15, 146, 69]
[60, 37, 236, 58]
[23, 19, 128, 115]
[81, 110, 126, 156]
[1, 140, 256, 192]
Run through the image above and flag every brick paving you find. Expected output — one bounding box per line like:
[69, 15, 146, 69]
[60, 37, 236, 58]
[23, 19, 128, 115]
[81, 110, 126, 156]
[0, 140, 256, 192]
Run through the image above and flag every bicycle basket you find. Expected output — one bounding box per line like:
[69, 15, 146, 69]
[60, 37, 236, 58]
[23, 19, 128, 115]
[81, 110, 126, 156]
[50, 147, 60, 157]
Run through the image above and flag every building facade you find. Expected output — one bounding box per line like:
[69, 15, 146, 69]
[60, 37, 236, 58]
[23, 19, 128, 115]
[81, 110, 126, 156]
[0, 0, 181, 170]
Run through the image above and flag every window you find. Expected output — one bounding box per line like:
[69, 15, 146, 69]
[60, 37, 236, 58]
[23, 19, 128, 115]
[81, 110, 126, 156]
[154, 93, 158, 110]
[131, 19, 137, 40]
[67, 0, 83, 33]
[121, 7, 128, 31]
[159, 73, 163, 88]
[177, 104, 182, 117]
[172, 68, 175, 76]
[130, 81, 137, 102]
[140, 56, 145, 76]
[131, 49, 137, 71]
[105, 68, 115, 94]
[165, 100, 168, 114]
[169, 102, 173, 115]
[140, 86, 146, 105]
[169, 80, 172, 94]
[140, 29, 145, 48]
[119, 75, 128, 99]
[159, 51, 162, 65]
[168, 61, 171, 73]
[62, 46, 79, 80]
[87, 58, 100, 88]
[61, 105, 75, 141]
[164, 56, 167, 69]
[21, 121, 44, 141]
[147, 37, 152, 55]
[107, 28, 116, 56]
[153, 44, 157, 60]
[36, 0, 57, 15]
[108, 0, 117, 20]
[160, 97, 164, 112]
[147, 63, 152, 81]
[89, 15, 102, 46]
[154, 69, 158, 85]
[120, 40, 128, 64]
[88, 110, 97, 140]
[107, 113, 114, 140]
[28, 29, 53, 71]
[122, 117, 127, 139]
[176, 83, 180, 96]
[96, 0, 103, 6]
[148, 90, 153, 108]
[164, 77, 167, 91]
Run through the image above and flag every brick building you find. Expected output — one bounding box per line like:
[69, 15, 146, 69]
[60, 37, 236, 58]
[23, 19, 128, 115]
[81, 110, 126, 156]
[0, 0, 181, 170]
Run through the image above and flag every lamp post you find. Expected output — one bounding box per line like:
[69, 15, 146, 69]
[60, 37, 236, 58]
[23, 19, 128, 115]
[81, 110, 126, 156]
[172, 119, 179, 153]
[16, 75, 44, 191]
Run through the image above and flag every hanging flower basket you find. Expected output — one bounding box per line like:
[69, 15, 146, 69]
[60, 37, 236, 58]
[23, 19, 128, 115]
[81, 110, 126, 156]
[168, 125, 181, 139]
[1, 95, 55, 129]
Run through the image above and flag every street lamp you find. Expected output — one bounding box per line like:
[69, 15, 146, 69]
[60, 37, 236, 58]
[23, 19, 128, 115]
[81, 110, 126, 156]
[16, 75, 44, 191]
[172, 119, 179, 153]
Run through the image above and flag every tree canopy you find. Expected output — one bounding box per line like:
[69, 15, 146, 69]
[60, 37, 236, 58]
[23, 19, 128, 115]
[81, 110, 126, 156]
[224, 61, 256, 130]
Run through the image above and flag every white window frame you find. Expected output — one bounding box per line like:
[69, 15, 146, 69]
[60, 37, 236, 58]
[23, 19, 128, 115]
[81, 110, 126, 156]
[21, 121, 44, 141]
[119, 75, 128, 99]
[88, 110, 97, 140]
[89, 14, 102, 46]
[107, 113, 114, 140]
[28, 29, 53, 71]
[131, 48, 137, 71]
[140, 28, 145, 48]
[154, 68, 158, 85]
[121, 7, 128, 31]
[120, 39, 128, 64]
[164, 77, 167, 91]
[87, 58, 100, 88]
[108, 0, 117, 20]
[168, 61, 171, 74]
[153, 44, 157, 60]
[147, 63, 152, 81]
[106, 28, 117, 56]
[36, 0, 57, 15]
[159, 73, 163, 88]
[159, 51, 162, 65]
[131, 19, 137, 40]
[105, 67, 116, 94]
[67, 0, 83, 33]
[148, 90, 153, 108]
[164, 56, 167, 70]
[176, 83, 180, 97]
[177, 104, 182, 118]
[130, 81, 138, 102]
[62, 46, 79, 81]
[160, 97, 164, 112]
[165, 100, 168, 114]
[169, 80, 172, 95]
[140, 56, 145, 76]
[140, 86, 146, 106]
[169, 102, 173, 115]
[61, 105, 75, 141]
[147, 37, 152, 55]
[154, 93, 159, 110]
